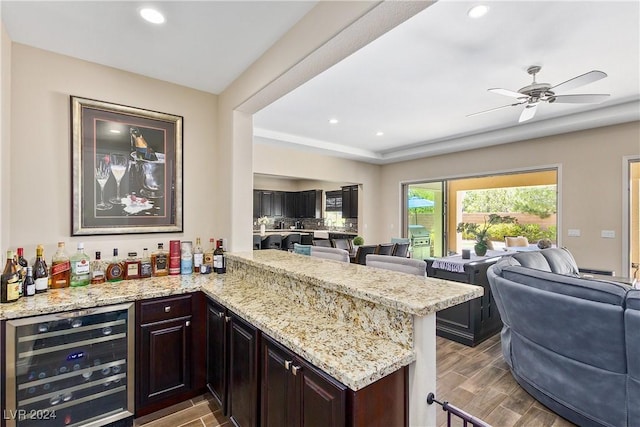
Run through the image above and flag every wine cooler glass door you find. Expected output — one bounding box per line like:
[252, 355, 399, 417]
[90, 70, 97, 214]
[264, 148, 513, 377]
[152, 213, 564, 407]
[5, 303, 134, 427]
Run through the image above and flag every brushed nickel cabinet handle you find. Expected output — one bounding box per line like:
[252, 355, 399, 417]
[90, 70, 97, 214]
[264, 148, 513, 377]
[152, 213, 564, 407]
[284, 360, 292, 370]
[225, 316, 231, 323]
[217, 311, 224, 318]
[185, 321, 190, 327]
[292, 365, 302, 376]
[164, 306, 171, 313]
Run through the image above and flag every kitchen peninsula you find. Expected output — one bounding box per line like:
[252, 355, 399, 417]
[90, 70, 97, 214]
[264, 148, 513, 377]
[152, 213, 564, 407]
[0, 250, 482, 427]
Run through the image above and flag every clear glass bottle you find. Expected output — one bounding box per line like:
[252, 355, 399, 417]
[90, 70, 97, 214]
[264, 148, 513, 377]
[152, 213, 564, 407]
[193, 237, 203, 273]
[105, 249, 124, 282]
[1, 250, 20, 303]
[151, 243, 168, 277]
[124, 252, 140, 280]
[51, 241, 71, 288]
[24, 266, 36, 297]
[33, 244, 48, 293]
[90, 251, 106, 284]
[70, 242, 91, 287]
[140, 248, 152, 279]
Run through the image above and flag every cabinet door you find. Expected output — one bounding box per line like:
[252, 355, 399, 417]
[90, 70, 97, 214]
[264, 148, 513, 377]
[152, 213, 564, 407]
[273, 192, 284, 217]
[298, 359, 346, 427]
[229, 312, 259, 427]
[261, 191, 274, 217]
[348, 186, 358, 218]
[207, 300, 227, 412]
[253, 190, 261, 218]
[341, 187, 351, 219]
[261, 336, 297, 427]
[138, 317, 192, 407]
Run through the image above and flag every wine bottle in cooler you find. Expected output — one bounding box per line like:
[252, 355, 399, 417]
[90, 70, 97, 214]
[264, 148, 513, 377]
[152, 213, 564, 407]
[33, 244, 49, 293]
[51, 241, 71, 288]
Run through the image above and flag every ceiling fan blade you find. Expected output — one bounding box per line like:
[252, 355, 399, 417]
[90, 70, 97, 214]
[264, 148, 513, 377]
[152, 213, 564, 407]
[488, 88, 527, 98]
[550, 70, 607, 92]
[551, 94, 610, 104]
[518, 103, 538, 123]
[467, 102, 524, 117]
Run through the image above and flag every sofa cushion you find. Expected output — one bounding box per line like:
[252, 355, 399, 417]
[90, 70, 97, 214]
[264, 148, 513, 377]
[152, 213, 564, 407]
[511, 247, 579, 275]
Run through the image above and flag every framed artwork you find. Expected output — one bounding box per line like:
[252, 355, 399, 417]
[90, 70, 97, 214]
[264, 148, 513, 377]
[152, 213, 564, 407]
[71, 96, 183, 235]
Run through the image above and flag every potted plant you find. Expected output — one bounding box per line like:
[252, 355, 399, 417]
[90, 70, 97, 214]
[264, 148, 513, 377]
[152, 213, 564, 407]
[257, 216, 269, 236]
[352, 235, 364, 251]
[456, 214, 517, 256]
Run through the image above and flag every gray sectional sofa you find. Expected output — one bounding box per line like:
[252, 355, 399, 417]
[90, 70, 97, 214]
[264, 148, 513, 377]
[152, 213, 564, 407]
[487, 248, 638, 427]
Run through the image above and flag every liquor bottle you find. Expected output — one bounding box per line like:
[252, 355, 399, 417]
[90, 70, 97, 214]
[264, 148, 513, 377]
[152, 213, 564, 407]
[124, 252, 141, 280]
[151, 243, 168, 277]
[24, 266, 36, 297]
[16, 247, 28, 295]
[180, 241, 193, 275]
[169, 240, 181, 275]
[203, 238, 215, 271]
[105, 249, 124, 282]
[214, 239, 226, 274]
[51, 242, 71, 288]
[130, 127, 158, 161]
[140, 248, 152, 278]
[90, 251, 106, 284]
[193, 237, 204, 273]
[1, 250, 21, 303]
[33, 244, 48, 293]
[70, 242, 91, 287]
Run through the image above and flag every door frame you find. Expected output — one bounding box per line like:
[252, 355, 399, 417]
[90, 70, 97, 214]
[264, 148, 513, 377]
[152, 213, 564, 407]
[622, 155, 640, 278]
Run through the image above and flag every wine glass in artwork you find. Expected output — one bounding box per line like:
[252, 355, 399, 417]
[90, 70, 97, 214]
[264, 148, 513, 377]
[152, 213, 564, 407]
[95, 155, 113, 211]
[108, 153, 129, 204]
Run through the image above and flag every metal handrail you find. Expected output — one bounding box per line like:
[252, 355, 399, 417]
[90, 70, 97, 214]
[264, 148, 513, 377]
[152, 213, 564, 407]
[427, 392, 492, 427]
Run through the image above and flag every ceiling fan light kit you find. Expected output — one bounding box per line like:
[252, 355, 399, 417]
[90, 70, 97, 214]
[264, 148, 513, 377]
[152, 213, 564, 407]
[468, 65, 610, 123]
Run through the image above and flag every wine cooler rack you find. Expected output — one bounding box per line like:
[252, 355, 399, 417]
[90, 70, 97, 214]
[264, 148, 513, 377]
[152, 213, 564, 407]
[5, 303, 134, 427]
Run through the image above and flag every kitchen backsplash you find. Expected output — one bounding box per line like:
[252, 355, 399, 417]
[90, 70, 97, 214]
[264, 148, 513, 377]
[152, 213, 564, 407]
[254, 217, 358, 233]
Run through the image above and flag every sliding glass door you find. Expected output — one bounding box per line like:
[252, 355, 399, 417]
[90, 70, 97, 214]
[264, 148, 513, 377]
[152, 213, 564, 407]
[404, 182, 445, 259]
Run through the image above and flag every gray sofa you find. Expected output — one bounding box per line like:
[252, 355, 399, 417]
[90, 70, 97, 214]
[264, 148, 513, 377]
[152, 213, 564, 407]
[487, 248, 638, 427]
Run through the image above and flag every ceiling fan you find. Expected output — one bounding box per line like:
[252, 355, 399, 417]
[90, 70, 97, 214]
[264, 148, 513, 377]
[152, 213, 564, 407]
[468, 66, 610, 123]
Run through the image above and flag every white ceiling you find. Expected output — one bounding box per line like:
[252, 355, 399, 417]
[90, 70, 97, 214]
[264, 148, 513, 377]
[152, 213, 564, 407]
[2, 1, 639, 165]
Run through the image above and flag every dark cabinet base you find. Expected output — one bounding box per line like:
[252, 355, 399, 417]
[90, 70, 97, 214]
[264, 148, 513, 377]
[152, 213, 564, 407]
[426, 258, 502, 347]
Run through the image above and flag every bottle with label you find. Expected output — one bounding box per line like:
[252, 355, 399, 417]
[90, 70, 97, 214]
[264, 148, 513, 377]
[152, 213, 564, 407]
[105, 249, 124, 282]
[151, 243, 168, 277]
[169, 240, 181, 275]
[16, 247, 28, 296]
[90, 251, 106, 284]
[51, 242, 71, 288]
[1, 250, 21, 303]
[70, 242, 91, 287]
[140, 248, 152, 278]
[130, 127, 158, 161]
[214, 239, 226, 274]
[24, 266, 36, 297]
[203, 238, 215, 271]
[193, 238, 203, 273]
[33, 244, 48, 293]
[180, 241, 193, 275]
[124, 252, 141, 280]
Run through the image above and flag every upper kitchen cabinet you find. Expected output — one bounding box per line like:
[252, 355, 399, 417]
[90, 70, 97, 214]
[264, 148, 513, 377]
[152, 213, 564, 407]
[254, 189, 322, 219]
[341, 185, 358, 218]
[254, 190, 286, 218]
[300, 190, 322, 219]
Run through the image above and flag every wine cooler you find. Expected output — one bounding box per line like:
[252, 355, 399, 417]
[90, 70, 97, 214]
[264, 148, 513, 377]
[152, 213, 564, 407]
[4, 303, 134, 427]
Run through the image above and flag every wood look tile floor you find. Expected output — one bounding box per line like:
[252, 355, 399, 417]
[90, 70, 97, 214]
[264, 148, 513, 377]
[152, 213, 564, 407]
[133, 334, 576, 427]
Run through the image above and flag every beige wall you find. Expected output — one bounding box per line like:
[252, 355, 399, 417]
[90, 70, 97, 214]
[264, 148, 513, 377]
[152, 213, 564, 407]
[6, 43, 217, 259]
[381, 121, 640, 274]
[1, 21, 11, 252]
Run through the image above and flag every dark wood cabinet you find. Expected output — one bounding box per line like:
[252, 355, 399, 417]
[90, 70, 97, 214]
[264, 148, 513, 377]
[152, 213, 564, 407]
[341, 186, 358, 218]
[260, 191, 274, 217]
[207, 299, 228, 412]
[261, 335, 346, 427]
[426, 258, 502, 347]
[207, 298, 260, 427]
[273, 192, 284, 217]
[254, 190, 286, 218]
[229, 312, 260, 427]
[136, 293, 206, 417]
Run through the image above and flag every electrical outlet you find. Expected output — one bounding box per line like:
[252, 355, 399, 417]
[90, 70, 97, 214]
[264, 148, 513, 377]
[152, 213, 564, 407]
[601, 230, 615, 238]
[567, 229, 581, 237]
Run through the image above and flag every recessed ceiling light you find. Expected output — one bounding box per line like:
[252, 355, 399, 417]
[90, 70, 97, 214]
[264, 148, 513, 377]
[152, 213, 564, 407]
[376, 131, 384, 136]
[140, 8, 165, 24]
[467, 4, 489, 19]
[328, 118, 339, 124]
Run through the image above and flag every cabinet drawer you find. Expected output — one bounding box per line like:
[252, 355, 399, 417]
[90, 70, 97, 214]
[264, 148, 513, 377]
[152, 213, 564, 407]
[140, 294, 192, 324]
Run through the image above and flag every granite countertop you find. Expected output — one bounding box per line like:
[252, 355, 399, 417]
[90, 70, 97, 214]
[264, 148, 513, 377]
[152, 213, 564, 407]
[0, 251, 481, 390]
[229, 250, 483, 316]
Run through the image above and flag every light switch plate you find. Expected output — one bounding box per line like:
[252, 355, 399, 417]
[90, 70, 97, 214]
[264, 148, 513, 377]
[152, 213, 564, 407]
[567, 229, 581, 237]
[601, 230, 616, 238]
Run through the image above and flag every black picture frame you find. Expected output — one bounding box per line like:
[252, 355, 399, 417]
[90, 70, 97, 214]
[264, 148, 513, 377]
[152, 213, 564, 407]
[71, 96, 183, 235]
